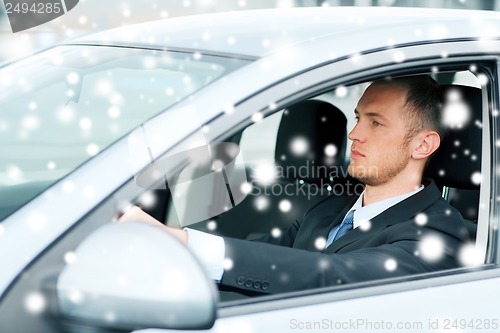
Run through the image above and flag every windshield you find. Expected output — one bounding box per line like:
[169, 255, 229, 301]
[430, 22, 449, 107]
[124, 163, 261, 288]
[0, 45, 250, 222]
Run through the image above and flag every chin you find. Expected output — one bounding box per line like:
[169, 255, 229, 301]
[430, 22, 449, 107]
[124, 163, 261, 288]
[348, 164, 380, 186]
[348, 163, 366, 178]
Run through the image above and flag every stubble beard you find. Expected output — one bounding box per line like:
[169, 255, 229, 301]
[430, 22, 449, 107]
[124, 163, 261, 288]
[348, 142, 410, 186]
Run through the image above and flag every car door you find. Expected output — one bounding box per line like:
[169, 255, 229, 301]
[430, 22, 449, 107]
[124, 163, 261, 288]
[138, 39, 500, 332]
[1, 39, 499, 332]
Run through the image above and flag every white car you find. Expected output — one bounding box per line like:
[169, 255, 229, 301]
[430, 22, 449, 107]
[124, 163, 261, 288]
[0, 6, 499, 333]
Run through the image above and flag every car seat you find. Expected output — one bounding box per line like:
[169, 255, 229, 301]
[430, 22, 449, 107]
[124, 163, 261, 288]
[424, 84, 482, 240]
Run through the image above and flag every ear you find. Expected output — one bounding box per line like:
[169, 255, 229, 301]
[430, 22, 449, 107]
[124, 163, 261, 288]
[411, 131, 440, 160]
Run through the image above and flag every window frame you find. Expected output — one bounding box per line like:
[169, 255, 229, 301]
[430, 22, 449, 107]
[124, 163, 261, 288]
[2, 41, 500, 332]
[199, 45, 500, 313]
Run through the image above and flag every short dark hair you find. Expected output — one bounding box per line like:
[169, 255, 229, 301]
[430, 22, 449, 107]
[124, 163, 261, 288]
[372, 75, 443, 143]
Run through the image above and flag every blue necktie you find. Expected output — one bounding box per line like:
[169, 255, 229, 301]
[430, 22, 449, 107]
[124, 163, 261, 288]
[326, 210, 355, 248]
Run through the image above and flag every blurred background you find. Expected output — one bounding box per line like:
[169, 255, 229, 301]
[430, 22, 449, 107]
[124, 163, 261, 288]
[1, 0, 500, 63]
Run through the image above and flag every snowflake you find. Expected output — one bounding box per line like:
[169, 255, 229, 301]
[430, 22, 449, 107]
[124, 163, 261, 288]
[471, 172, 482, 185]
[108, 106, 121, 119]
[324, 144, 337, 157]
[22, 115, 39, 131]
[240, 182, 252, 195]
[94, 79, 114, 96]
[6, 164, 23, 181]
[251, 112, 263, 123]
[279, 200, 292, 213]
[222, 103, 235, 115]
[67, 289, 83, 304]
[86, 143, 99, 156]
[314, 237, 326, 250]
[458, 243, 483, 267]
[290, 137, 309, 156]
[477, 73, 489, 86]
[418, 235, 445, 263]
[62, 181, 75, 193]
[64, 251, 77, 265]
[349, 53, 363, 65]
[318, 258, 329, 270]
[211, 159, 224, 171]
[138, 191, 156, 208]
[25, 292, 46, 314]
[252, 163, 276, 185]
[280, 273, 289, 283]
[254, 196, 269, 211]
[392, 51, 405, 63]
[335, 85, 348, 98]
[384, 258, 398, 272]
[442, 90, 470, 129]
[359, 219, 371, 232]
[224, 258, 234, 270]
[105, 311, 117, 323]
[204, 220, 216, 231]
[79, 117, 92, 131]
[271, 228, 282, 238]
[66, 72, 80, 85]
[415, 213, 428, 226]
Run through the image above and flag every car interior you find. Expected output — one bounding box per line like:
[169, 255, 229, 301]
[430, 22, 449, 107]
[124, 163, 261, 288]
[143, 72, 482, 242]
[184, 99, 354, 240]
[131, 70, 486, 302]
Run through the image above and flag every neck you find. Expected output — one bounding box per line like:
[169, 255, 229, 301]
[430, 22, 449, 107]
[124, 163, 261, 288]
[362, 170, 422, 206]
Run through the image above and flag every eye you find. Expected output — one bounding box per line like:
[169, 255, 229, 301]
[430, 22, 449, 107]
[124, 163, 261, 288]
[371, 120, 383, 127]
[354, 116, 360, 122]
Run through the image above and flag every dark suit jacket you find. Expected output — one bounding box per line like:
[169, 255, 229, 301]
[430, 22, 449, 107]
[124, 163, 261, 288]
[220, 179, 470, 294]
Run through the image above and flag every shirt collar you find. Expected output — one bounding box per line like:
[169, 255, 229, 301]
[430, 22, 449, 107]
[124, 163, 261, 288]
[349, 185, 424, 229]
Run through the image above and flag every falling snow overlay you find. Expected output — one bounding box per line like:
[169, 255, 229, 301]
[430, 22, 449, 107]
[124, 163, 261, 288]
[1, 4, 499, 331]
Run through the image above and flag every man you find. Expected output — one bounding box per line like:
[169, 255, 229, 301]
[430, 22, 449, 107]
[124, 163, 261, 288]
[120, 75, 470, 294]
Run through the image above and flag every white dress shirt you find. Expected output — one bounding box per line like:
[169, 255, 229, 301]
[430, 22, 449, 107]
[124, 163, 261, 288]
[339, 185, 424, 232]
[186, 185, 424, 281]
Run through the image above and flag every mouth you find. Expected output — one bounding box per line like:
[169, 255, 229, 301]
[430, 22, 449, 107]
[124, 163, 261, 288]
[350, 149, 365, 159]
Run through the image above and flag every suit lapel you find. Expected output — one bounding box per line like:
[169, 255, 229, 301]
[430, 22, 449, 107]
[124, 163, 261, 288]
[325, 179, 442, 253]
[304, 196, 357, 251]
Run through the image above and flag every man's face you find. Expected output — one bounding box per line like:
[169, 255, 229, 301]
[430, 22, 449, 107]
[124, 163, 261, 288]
[347, 83, 412, 186]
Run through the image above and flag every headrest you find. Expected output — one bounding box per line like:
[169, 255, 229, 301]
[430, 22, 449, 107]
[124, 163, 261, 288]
[275, 100, 347, 183]
[425, 84, 482, 189]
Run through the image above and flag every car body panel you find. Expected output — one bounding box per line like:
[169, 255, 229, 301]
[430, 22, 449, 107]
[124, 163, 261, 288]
[0, 6, 499, 332]
[74, 7, 500, 58]
[139, 271, 500, 333]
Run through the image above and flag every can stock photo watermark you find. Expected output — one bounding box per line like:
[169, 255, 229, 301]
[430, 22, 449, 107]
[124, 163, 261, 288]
[2, 0, 78, 32]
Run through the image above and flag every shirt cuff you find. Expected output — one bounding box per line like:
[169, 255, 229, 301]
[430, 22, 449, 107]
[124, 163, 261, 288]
[184, 228, 225, 282]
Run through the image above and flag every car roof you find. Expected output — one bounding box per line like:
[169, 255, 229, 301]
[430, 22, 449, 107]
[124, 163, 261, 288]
[73, 7, 500, 59]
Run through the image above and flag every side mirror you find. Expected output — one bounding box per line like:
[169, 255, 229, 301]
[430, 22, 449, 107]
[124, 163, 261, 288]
[57, 222, 217, 330]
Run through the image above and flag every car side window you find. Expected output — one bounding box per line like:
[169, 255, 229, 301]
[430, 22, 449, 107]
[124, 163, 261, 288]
[0, 66, 495, 333]
[238, 110, 283, 164]
[160, 69, 487, 247]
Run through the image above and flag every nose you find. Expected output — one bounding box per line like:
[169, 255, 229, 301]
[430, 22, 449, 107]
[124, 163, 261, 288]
[348, 121, 365, 143]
